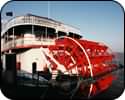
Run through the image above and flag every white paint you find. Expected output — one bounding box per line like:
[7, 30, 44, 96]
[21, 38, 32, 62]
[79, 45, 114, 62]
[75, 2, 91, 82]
[17, 48, 48, 73]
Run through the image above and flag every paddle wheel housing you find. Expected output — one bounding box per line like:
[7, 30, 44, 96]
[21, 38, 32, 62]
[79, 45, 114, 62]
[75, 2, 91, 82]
[42, 36, 117, 97]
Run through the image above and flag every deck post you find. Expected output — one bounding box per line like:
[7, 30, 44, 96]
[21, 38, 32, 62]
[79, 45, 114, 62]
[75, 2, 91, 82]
[7, 31, 8, 42]
[32, 25, 34, 34]
[12, 27, 15, 47]
[45, 27, 47, 40]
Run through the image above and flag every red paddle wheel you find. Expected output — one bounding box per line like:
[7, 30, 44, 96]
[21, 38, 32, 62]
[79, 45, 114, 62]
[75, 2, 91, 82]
[41, 36, 117, 98]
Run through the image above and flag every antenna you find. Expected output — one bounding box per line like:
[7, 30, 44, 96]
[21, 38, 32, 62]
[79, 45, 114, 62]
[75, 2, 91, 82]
[48, 1, 50, 18]
[46, 1, 50, 39]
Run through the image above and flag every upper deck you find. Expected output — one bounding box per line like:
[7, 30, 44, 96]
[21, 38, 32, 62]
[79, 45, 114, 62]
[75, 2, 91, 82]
[1, 14, 81, 36]
[1, 14, 82, 52]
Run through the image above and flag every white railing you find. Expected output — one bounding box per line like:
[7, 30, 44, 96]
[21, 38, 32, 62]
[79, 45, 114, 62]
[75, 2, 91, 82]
[2, 38, 55, 51]
[2, 16, 58, 35]
[2, 15, 81, 36]
[2, 40, 15, 50]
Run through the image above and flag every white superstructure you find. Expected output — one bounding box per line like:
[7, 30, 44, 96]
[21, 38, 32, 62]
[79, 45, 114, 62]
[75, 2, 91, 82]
[1, 14, 82, 73]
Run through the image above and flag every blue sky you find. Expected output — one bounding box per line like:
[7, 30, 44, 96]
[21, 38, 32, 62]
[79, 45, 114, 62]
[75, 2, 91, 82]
[1, 1, 124, 52]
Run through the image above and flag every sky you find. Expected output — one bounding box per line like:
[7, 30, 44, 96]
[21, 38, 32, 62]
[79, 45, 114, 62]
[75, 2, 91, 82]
[1, 1, 124, 53]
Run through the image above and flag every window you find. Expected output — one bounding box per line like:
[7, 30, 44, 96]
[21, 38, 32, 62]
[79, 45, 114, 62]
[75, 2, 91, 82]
[58, 31, 67, 37]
